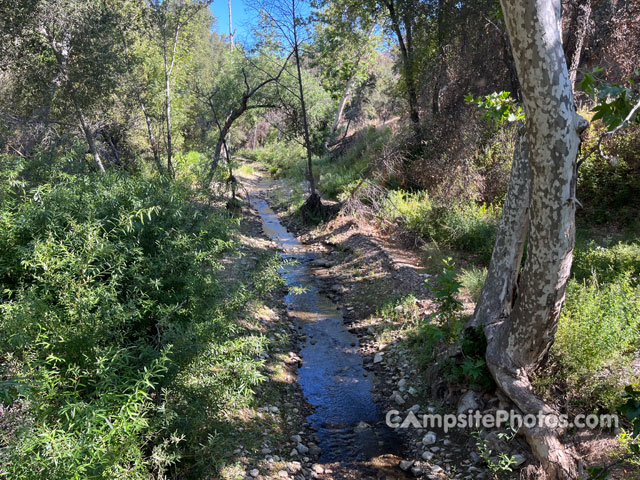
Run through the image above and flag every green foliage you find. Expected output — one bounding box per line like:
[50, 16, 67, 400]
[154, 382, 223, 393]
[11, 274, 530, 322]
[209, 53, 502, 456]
[465, 91, 525, 124]
[577, 122, 640, 224]
[573, 239, 640, 284]
[578, 68, 640, 129]
[383, 191, 500, 261]
[618, 383, 640, 454]
[411, 259, 465, 371]
[458, 266, 488, 302]
[473, 430, 518, 479]
[0, 160, 283, 478]
[318, 126, 390, 199]
[548, 276, 640, 410]
[243, 141, 307, 180]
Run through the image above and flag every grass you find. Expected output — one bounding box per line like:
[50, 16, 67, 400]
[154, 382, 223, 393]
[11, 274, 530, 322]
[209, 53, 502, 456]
[459, 266, 488, 302]
[540, 274, 640, 411]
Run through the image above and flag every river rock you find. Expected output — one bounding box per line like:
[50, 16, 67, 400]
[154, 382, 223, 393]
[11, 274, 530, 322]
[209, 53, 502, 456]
[249, 469, 259, 477]
[422, 451, 435, 461]
[456, 391, 481, 415]
[296, 443, 309, 455]
[399, 460, 414, 471]
[422, 432, 437, 445]
[373, 352, 384, 364]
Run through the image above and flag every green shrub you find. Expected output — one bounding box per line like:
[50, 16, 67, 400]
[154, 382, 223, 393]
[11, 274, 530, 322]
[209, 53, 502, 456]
[0, 162, 282, 478]
[548, 275, 640, 410]
[573, 239, 640, 284]
[382, 190, 499, 261]
[243, 141, 307, 180]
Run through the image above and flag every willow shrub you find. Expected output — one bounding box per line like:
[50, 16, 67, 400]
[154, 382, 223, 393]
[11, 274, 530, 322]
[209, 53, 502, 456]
[0, 160, 280, 478]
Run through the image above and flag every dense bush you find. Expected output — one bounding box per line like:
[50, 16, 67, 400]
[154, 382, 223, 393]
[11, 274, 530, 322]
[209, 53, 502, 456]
[545, 275, 640, 410]
[0, 160, 282, 478]
[577, 123, 640, 225]
[572, 239, 640, 284]
[382, 190, 500, 261]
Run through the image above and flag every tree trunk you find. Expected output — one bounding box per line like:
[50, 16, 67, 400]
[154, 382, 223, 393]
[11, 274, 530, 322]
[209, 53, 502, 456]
[292, 11, 317, 198]
[470, 126, 529, 330]
[138, 93, 164, 174]
[475, 0, 588, 477]
[385, 0, 420, 136]
[163, 50, 174, 177]
[331, 74, 356, 136]
[162, 19, 181, 178]
[566, 0, 592, 92]
[77, 107, 106, 174]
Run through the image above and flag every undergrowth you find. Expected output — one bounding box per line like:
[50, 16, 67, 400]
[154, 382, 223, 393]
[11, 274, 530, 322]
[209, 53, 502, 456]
[0, 157, 285, 479]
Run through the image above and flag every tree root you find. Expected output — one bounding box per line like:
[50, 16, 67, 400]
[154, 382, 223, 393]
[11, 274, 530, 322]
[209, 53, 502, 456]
[486, 354, 579, 479]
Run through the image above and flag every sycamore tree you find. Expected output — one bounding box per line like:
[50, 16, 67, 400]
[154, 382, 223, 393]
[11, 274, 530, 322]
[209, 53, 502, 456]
[190, 44, 293, 185]
[143, 0, 213, 177]
[311, 0, 381, 139]
[251, 0, 328, 213]
[471, 0, 589, 477]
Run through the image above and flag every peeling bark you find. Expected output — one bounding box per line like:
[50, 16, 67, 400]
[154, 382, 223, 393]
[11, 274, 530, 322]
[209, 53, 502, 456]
[475, 0, 587, 477]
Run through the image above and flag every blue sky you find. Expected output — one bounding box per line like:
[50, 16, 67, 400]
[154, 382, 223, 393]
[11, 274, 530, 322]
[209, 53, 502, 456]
[209, 0, 254, 44]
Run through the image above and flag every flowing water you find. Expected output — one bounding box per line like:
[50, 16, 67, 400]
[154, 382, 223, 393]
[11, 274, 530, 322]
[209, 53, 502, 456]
[251, 193, 407, 472]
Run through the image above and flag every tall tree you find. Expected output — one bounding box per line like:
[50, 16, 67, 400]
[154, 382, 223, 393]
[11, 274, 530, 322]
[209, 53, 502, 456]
[312, 1, 380, 138]
[0, 0, 129, 172]
[145, 0, 212, 177]
[254, 0, 323, 208]
[472, 0, 587, 478]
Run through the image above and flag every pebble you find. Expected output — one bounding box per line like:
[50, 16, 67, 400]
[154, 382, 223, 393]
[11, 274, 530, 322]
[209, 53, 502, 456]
[249, 469, 259, 477]
[373, 352, 384, 364]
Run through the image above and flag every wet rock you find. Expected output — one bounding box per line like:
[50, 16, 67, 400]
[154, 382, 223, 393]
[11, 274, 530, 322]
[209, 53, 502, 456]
[308, 444, 321, 458]
[354, 421, 371, 432]
[391, 391, 405, 405]
[411, 465, 423, 476]
[512, 453, 527, 467]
